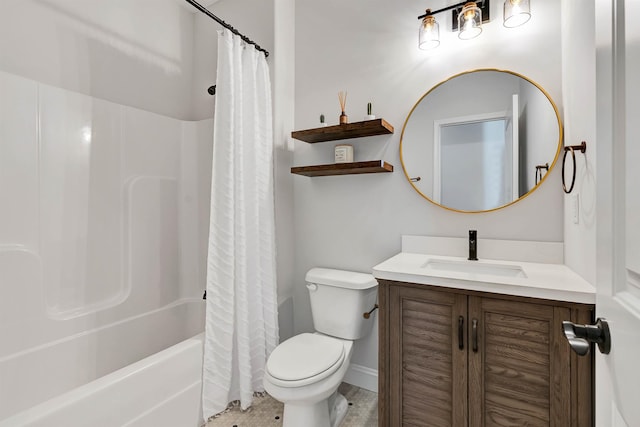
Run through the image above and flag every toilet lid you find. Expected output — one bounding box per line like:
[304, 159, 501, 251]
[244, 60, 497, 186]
[267, 333, 345, 382]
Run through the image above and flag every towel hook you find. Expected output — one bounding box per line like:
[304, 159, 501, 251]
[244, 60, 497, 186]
[535, 163, 549, 185]
[562, 141, 587, 194]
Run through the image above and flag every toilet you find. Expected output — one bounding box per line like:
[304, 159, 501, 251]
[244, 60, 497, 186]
[263, 268, 378, 427]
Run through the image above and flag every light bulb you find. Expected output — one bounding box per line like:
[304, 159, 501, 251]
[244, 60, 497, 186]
[458, 2, 482, 40]
[464, 19, 473, 31]
[419, 14, 440, 50]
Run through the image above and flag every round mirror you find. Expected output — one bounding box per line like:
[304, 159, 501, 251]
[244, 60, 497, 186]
[400, 69, 563, 213]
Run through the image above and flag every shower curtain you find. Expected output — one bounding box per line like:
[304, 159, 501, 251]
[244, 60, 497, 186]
[202, 29, 278, 420]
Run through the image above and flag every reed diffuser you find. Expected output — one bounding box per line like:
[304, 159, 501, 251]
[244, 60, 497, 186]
[338, 91, 348, 124]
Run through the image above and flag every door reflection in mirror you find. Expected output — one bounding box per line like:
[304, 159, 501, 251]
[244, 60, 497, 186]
[436, 116, 513, 212]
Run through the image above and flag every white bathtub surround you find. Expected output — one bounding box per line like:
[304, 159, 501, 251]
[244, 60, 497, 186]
[0, 300, 204, 420]
[0, 69, 211, 422]
[0, 334, 205, 427]
[203, 29, 278, 419]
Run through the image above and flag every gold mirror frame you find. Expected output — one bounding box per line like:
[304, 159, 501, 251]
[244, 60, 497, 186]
[400, 68, 563, 214]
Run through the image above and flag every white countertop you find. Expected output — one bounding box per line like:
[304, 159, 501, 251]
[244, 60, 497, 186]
[372, 252, 596, 304]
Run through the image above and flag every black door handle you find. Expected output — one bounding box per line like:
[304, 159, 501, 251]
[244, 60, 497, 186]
[562, 318, 611, 355]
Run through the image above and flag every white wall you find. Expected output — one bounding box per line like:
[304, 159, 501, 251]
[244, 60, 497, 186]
[561, 1, 597, 285]
[0, 0, 196, 120]
[294, 0, 564, 378]
[191, 0, 275, 120]
[273, 0, 296, 341]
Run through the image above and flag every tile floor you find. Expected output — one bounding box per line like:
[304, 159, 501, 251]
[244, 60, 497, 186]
[205, 383, 378, 426]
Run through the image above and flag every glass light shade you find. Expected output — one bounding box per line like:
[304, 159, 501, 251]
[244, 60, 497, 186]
[503, 0, 531, 27]
[458, 2, 483, 40]
[419, 15, 440, 50]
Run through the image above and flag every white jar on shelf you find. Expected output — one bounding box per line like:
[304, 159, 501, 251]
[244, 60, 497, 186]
[334, 144, 354, 163]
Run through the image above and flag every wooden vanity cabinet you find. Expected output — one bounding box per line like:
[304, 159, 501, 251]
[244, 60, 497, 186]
[378, 280, 594, 427]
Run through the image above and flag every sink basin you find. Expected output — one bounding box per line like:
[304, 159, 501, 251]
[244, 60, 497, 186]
[421, 259, 527, 278]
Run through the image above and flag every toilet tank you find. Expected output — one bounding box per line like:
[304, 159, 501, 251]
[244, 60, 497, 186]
[305, 268, 378, 340]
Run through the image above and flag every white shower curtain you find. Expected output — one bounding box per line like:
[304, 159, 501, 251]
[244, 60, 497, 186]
[202, 29, 278, 420]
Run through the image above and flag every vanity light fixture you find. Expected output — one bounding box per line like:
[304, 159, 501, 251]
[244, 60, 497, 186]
[417, 0, 488, 50]
[457, 2, 483, 40]
[503, 0, 531, 27]
[418, 0, 531, 50]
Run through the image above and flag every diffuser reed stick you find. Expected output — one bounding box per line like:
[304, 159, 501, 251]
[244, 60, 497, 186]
[338, 91, 348, 124]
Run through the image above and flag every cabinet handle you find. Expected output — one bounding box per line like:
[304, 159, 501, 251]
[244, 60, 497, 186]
[472, 319, 478, 353]
[458, 316, 464, 350]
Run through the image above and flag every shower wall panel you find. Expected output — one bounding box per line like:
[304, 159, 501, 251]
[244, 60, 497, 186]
[0, 72, 43, 358]
[0, 69, 213, 418]
[0, 73, 39, 250]
[0, 69, 192, 358]
[39, 85, 125, 319]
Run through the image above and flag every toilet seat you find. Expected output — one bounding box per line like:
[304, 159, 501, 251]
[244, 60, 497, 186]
[266, 333, 345, 388]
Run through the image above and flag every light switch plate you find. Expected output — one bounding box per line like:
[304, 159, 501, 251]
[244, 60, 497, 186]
[572, 193, 580, 224]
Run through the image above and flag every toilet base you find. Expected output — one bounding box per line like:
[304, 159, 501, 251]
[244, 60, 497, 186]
[330, 391, 348, 427]
[282, 391, 348, 427]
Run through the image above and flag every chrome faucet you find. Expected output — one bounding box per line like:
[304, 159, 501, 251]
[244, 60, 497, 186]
[468, 230, 478, 261]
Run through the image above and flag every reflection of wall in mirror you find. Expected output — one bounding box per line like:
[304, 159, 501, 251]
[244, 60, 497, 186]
[518, 79, 559, 195]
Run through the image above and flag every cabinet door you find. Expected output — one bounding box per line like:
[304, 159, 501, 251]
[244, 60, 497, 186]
[389, 285, 468, 427]
[468, 297, 571, 427]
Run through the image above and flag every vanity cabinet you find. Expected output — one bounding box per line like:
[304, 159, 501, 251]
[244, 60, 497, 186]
[378, 280, 594, 427]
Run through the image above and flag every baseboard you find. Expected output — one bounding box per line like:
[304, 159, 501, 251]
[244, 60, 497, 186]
[343, 364, 378, 393]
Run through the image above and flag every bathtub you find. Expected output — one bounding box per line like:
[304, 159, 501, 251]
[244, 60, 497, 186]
[0, 333, 205, 427]
[0, 300, 205, 424]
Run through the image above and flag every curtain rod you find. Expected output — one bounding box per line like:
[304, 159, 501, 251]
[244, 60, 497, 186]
[184, 0, 269, 58]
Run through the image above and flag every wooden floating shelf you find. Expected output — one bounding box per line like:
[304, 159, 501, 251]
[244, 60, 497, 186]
[291, 160, 393, 177]
[291, 118, 394, 143]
